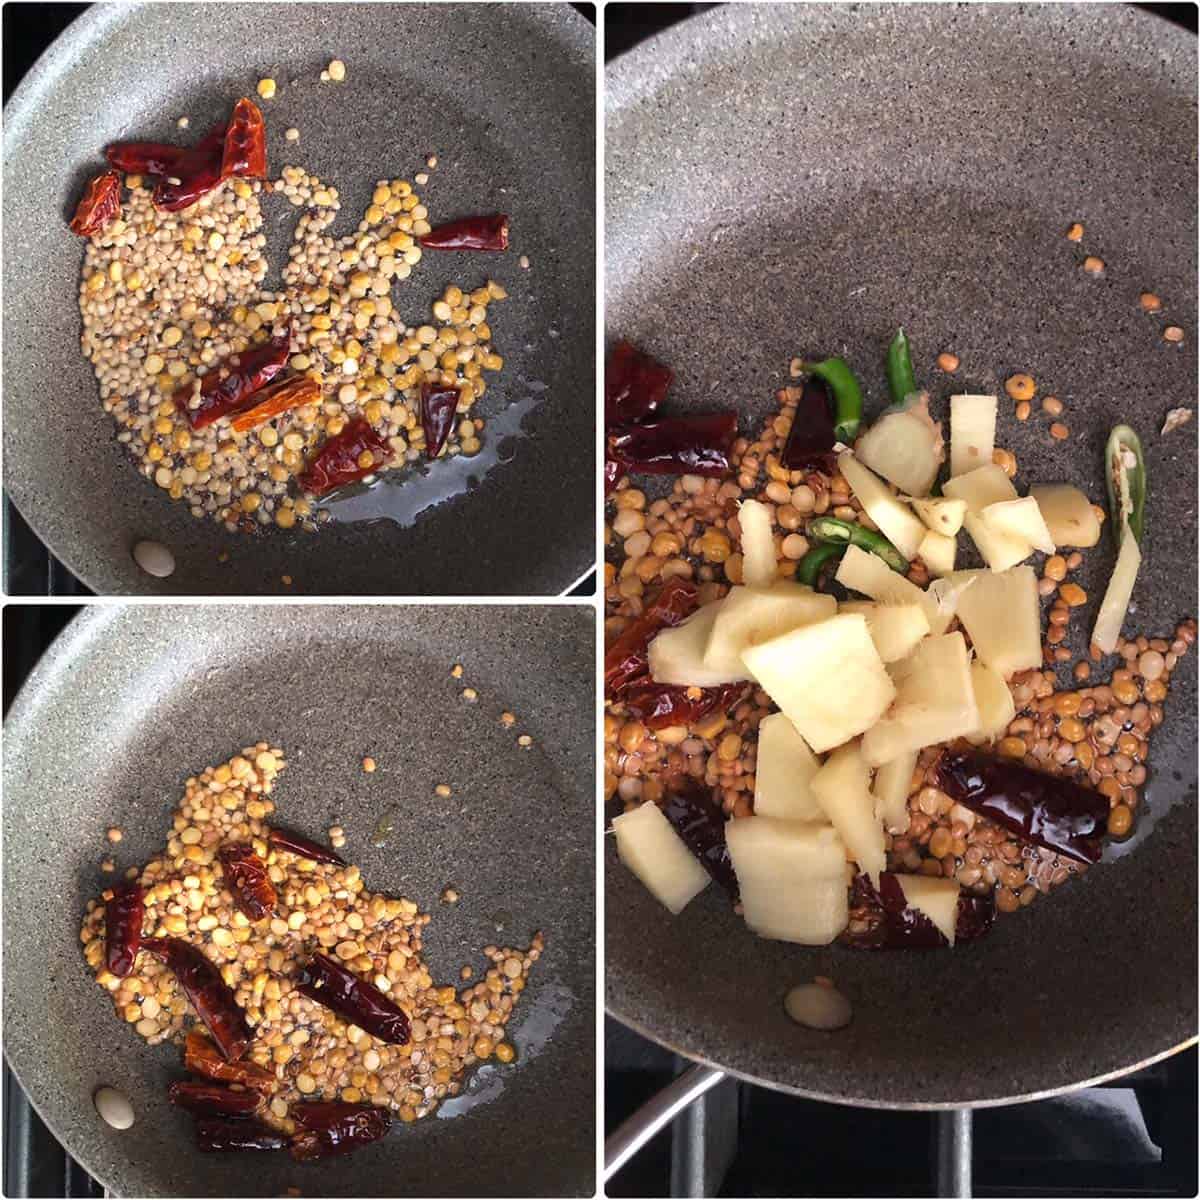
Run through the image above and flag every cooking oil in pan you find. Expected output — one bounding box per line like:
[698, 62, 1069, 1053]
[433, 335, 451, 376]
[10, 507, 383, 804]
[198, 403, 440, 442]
[315, 384, 547, 527]
[437, 979, 575, 1119]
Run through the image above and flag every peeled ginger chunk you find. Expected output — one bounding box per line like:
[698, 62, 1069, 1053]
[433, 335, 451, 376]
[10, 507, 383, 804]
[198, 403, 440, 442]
[738, 498, 777, 587]
[1030, 484, 1101, 548]
[811, 741, 886, 886]
[613, 802, 711, 915]
[753, 712, 823, 821]
[953, 565, 1041, 678]
[725, 817, 849, 945]
[741, 613, 896, 753]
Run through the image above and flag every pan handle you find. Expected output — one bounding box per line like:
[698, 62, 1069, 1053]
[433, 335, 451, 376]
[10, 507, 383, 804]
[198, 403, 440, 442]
[604, 1063, 727, 1182]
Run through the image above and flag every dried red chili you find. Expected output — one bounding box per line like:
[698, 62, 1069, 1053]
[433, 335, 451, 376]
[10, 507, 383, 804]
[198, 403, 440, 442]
[296, 953, 411, 1045]
[228, 375, 320, 433]
[289, 1102, 392, 1162]
[103, 882, 145, 979]
[184, 1030, 276, 1091]
[220, 98, 267, 180]
[173, 330, 291, 430]
[608, 412, 737, 478]
[195, 1118, 286, 1153]
[218, 844, 276, 922]
[266, 827, 346, 866]
[621, 681, 746, 732]
[152, 125, 227, 213]
[839, 872, 996, 950]
[604, 577, 698, 698]
[780, 376, 837, 471]
[69, 170, 122, 237]
[605, 341, 673, 427]
[140, 938, 252, 1061]
[420, 381, 461, 460]
[418, 213, 509, 252]
[296, 418, 393, 496]
[936, 748, 1109, 865]
[661, 780, 738, 898]
[168, 1080, 263, 1119]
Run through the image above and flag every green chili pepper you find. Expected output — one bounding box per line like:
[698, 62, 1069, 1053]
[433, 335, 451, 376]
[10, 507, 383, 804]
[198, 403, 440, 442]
[1104, 424, 1146, 545]
[794, 541, 847, 588]
[885, 328, 917, 407]
[808, 515, 910, 574]
[802, 356, 863, 443]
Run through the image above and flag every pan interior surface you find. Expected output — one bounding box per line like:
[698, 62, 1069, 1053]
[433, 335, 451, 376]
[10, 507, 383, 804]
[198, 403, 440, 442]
[2, 2, 594, 595]
[2, 604, 595, 1196]
[606, 3, 1197, 1106]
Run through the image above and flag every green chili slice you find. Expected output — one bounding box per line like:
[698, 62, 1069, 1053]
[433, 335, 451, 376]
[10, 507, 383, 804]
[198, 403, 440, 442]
[802, 356, 863, 443]
[885, 328, 917, 407]
[808, 515, 909, 574]
[794, 541, 847, 588]
[1104, 424, 1146, 545]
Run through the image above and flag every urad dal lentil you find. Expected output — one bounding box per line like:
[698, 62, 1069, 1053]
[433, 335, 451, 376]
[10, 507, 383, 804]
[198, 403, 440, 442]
[605, 383, 1196, 922]
[78, 166, 508, 534]
[81, 744, 540, 1129]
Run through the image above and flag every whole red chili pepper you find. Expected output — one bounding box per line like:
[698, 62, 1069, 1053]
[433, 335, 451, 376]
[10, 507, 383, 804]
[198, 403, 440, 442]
[608, 412, 737, 478]
[289, 1102, 392, 1162]
[297, 418, 393, 496]
[220, 98, 267, 180]
[173, 330, 291, 430]
[103, 883, 145, 979]
[604, 577, 698, 698]
[267, 827, 345, 866]
[936, 748, 1109, 865]
[184, 1030, 276, 1091]
[780, 377, 837, 471]
[140, 938, 251, 1061]
[69, 170, 122, 237]
[418, 213, 509, 252]
[218, 844, 276, 922]
[420, 381, 461, 460]
[152, 125, 227, 213]
[605, 341, 673, 427]
[620, 681, 747, 732]
[196, 1119, 286, 1153]
[168, 1080, 263, 1119]
[296, 953, 411, 1045]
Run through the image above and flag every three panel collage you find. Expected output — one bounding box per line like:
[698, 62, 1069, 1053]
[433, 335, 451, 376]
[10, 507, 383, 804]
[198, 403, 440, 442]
[1, 3, 1196, 1198]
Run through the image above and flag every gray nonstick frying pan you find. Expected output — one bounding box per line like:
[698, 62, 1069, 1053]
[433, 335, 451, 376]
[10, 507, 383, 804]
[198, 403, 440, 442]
[605, 1, 1197, 1120]
[2, 3, 594, 596]
[2, 604, 595, 1196]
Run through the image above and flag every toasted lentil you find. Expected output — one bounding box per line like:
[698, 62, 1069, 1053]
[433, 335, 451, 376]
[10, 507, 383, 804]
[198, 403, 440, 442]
[77, 166, 507, 534]
[81, 745, 541, 1127]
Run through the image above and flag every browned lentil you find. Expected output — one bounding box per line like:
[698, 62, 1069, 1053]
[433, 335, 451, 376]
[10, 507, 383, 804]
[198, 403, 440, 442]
[605, 381, 1198, 924]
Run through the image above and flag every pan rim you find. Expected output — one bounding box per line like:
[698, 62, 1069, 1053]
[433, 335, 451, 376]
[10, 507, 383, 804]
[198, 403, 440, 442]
[2, 1, 596, 597]
[606, 1005, 1200, 1111]
[604, 0, 1197, 1110]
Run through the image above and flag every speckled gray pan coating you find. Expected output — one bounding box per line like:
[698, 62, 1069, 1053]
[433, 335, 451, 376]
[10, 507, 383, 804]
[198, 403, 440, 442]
[606, 3, 1197, 1106]
[2, 3, 594, 596]
[2, 604, 595, 1196]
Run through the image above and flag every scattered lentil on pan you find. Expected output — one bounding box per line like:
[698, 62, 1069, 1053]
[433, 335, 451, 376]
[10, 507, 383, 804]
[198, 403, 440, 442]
[77, 163, 508, 533]
[605, 380, 1197, 920]
[80, 745, 542, 1129]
